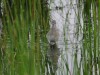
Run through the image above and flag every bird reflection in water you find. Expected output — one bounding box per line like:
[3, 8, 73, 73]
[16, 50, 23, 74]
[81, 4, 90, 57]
[46, 20, 60, 75]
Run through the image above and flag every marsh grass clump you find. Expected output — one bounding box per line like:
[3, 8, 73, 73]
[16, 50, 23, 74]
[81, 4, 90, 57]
[0, 0, 49, 75]
[0, 0, 100, 75]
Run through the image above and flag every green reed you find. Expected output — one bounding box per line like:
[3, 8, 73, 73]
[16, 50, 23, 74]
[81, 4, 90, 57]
[66, 0, 100, 75]
[0, 0, 49, 75]
[1, 0, 100, 75]
[82, 0, 100, 75]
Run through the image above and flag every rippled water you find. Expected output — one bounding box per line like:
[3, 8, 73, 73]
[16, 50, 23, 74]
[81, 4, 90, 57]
[46, 0, 83, 75]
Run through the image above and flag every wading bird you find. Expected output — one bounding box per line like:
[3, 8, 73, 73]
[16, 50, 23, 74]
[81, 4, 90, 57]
[46, 20, 59, 45]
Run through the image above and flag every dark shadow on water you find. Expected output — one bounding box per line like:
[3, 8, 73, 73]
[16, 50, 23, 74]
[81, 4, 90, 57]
[45, 43, 60, 75]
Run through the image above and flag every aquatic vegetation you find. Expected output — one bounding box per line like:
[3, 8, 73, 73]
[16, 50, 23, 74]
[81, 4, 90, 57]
[0, 0, 100, 75]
